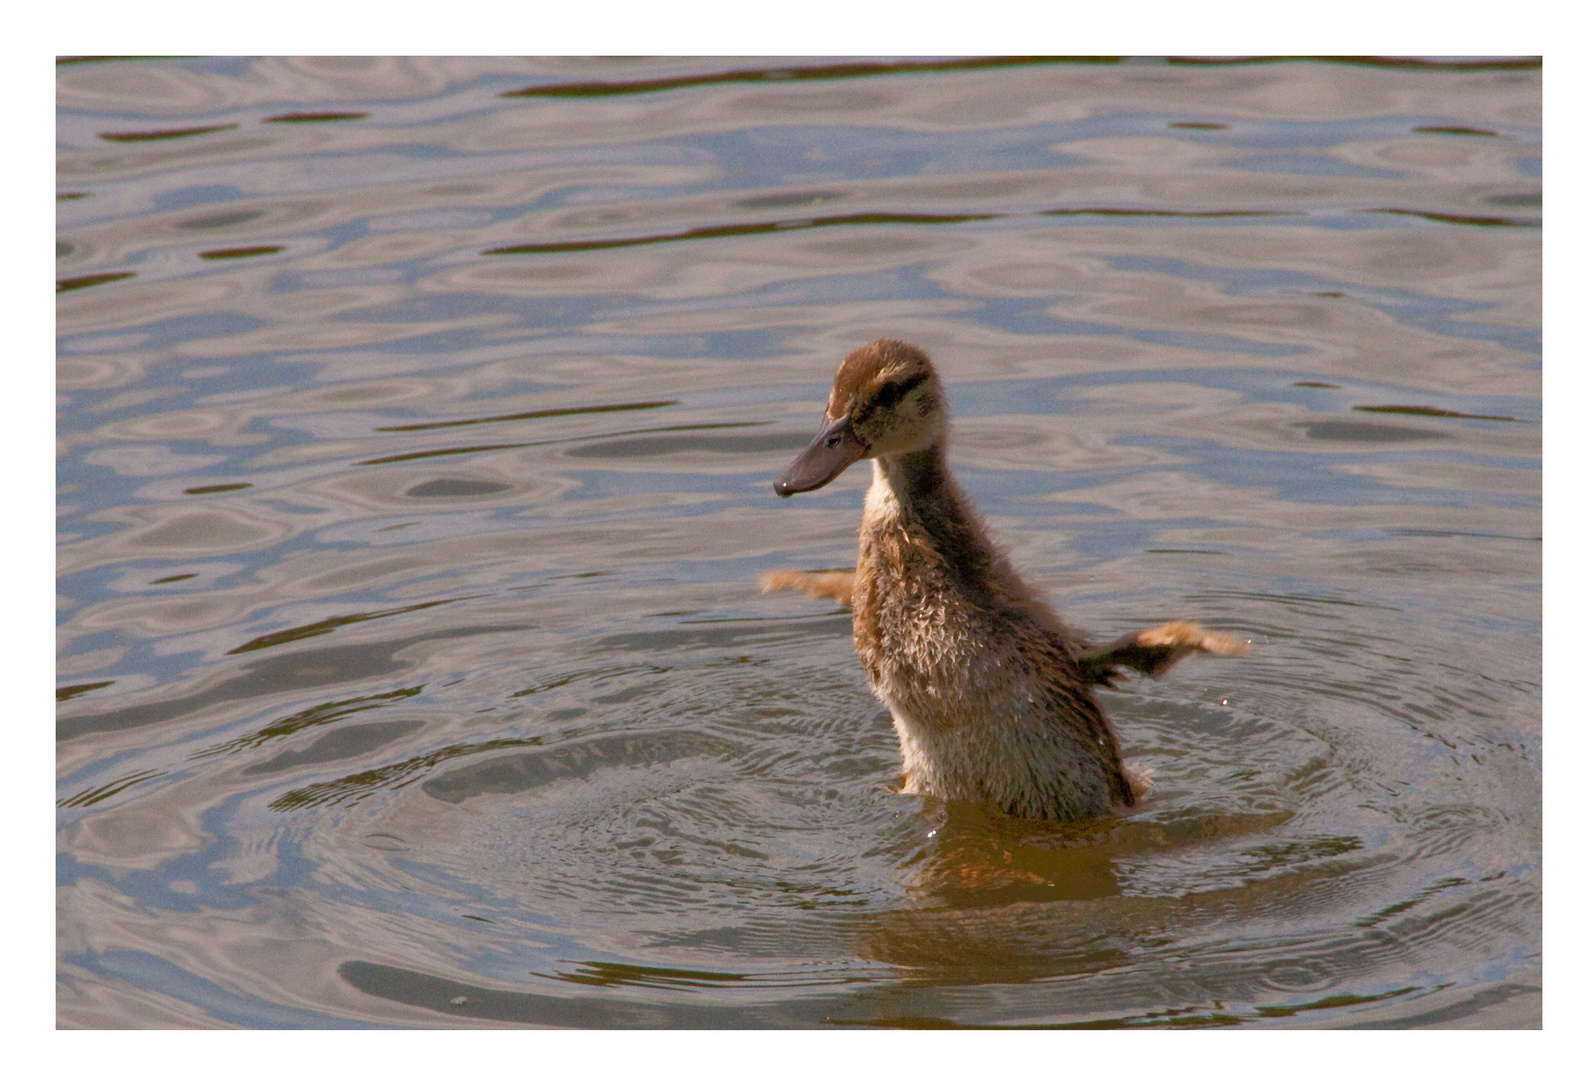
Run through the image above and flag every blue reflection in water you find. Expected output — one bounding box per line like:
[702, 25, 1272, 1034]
[151, 183, 251, 214]
[1223, 152, 1405, 179]
[1107, 254, 1542, 357]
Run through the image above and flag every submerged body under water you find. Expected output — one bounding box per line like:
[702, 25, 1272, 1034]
[57, 56, 1539, 1028]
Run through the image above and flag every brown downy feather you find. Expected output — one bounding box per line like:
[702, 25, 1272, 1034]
[1080, 620, 1248, 688]
[760, 570, 856, 607]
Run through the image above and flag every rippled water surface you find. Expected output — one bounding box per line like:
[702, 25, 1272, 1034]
[57, 57, 1541, 1028]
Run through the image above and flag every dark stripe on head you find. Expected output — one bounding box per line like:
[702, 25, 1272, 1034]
[875, 369, 930, 410]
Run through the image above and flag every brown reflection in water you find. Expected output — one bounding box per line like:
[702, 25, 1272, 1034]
[905, 809, 1125, 905]
[541, 962, 751, 991]
[499, 56, 1538, 104]
[193, 685, 424, 757]
[58, 191, 90, 201]
[1168, 122, 1228, 130]
[57, 626, 530, 742]
[1293, 381, 1341, 388]
[482, 212, 999, 256]
[198, 245, 284, 260]
[57, 680, 115, 703]
[176, 209, 266, 230]
[511, 661, 669, 697]
[404, 478, 511, 498]
[898, 803, 1303, 910]
[58, 644, 410, 742]
[847, 806, 1381, 1027]
[821, 980, 1419, 1028]
[1412, 125, 1503, 138]
[57, 56, 167, 65]
[269, 736, 545, 810]
[594, 610, 855, 655]
[1252, 986, 1419, 1019]
[263, 111, 369, 123]
[358, 421, 766, 465]
[183, 482, 252, 495]
[1366, 208, 1538, 228]
[242, 719, 428, 776]
[859, 908, 1137, 1008]
[481, 205, 1299, 260]
[1386, 528, 1540, 542]
[227, 597, 464, 655]
[376, 399, 676, 432]
[58, 767, 166, 808]
[1040, 207, 1293, 219]
[97, 123, 238, 142]
[57, 271, 134, 293]
[150, 573, 198, 584]
[338, 960, 826, 1027]
[1015, 989, 1419, 1030]
[1353, 404, 1519, 421]
[418, 732, 741, 804]
[500, 57, 1126, 99]
[567, 429, 812, 459]
[1298, 421, 1449, 443]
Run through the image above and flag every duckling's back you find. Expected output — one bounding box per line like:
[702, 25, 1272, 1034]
[851, 451, 1134, 821]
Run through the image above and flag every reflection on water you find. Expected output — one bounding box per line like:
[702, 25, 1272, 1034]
[57, 56, 1539, 1029]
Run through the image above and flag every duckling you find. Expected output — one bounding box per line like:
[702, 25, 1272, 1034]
[763, 339, 1244, 822]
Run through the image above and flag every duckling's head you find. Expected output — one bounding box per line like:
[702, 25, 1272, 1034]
[775, 339, 946, 497]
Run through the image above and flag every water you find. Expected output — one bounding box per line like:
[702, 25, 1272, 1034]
[57, 56, 1541, 1028]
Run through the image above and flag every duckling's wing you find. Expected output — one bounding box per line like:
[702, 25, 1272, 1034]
[1080, 620, 1248, 686]
[759, 569, 856, 608]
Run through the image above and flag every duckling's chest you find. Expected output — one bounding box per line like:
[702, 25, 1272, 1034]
[850, 506, 1016, 715]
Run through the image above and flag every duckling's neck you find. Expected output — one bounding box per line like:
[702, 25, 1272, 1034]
[870, 442, 996, 582]
[874, 442, 951, 509]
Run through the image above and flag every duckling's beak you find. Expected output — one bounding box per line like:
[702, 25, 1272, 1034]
[774, 415, 869, 497]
